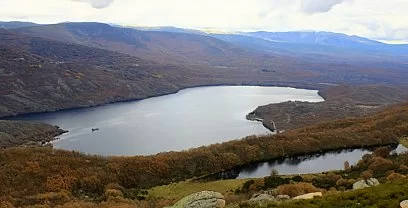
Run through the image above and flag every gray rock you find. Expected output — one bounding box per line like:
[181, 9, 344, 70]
[276, 195, 290, 200]
[249, 194, 275, 202]
[401, 200, 408, 208]
[170, 191, 225, 208]
[353, 178, 380, 190]
[366, 178, 380, 186]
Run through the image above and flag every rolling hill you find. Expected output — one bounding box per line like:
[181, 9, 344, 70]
[13, 22, 272, 67]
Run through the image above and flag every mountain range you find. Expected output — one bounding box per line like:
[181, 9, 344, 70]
[0, 21, 407, 117]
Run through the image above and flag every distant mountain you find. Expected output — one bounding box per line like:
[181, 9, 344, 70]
[245, 31, 383, 47]
[213, 31, 408, 63]
[126, 26, 205, 35]
[0, 21, 39, 29]
[13, 22, 268, 66]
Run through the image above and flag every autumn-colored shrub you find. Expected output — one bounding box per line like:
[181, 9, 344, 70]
[386, 173, 406, 182]
[277, 182, 322, 197]
[368, 157, 395, 176]
[373, 147, 391, 158]
[360, 170, 373, 180]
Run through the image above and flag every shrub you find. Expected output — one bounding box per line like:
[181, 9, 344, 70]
[263, 176, 290, 189]
[386, 173, 406, 182]
[241, 180, 254, 192]
[292, 175, 303, 182]
[312, 173, 342, 189]
[373, 147, 391, 158]
[360, 170, 373, 180]
[368, 157, 396, 176]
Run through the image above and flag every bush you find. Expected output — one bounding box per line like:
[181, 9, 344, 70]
[263, 176, 290, 189]
[368, 157, 396, 176]
[292, 175, 303, 182]
[312, 173, 342, 189]
[360, 170, 373, 180]
[386, 173, 406, 182]
[241, 180, 254, 192]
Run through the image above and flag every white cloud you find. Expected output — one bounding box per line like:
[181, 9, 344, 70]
[71, 0, 115, 9]
[0, 0, 407, 42]
[300, 0, 351, 14]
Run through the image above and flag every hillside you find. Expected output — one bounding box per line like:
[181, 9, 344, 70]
[0, 120, 64, 148]
[247, 85, 408, 131]
[0, 22, 408, 118]
[12, 22, 273, 66]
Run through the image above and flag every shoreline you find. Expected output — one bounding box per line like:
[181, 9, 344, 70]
[196, 142, 401, 181]
[1, 82, 325, 119]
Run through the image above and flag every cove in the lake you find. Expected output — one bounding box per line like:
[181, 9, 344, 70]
[201, 145, 408, 180]
[10, 86, 323, 155]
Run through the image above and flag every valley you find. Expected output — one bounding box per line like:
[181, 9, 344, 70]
[0, 20, 408, 208]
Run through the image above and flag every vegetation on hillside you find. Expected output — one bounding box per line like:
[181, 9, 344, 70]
[0, 102, 408, 207]
[248, 84, 408, 132]
[0, 120, 64, 148]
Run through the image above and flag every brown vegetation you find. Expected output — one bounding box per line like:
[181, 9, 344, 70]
[0, 120, 64, 148]
[247, 84, 408, 131]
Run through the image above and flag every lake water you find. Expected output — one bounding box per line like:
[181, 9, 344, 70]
[238, 145, 408, 178]
[10, 86, 323, 155]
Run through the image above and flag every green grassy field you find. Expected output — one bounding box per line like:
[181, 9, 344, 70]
[148, 179, 250, 200]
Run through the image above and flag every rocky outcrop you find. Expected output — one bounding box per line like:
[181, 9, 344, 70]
[353, 178, 380, 190]
[401, 200, 408, 208]
[170, 191, 225, 208]
[276, 195, 290, 201]
[293, 192, 322, 200]
[249, 194, 275, 203]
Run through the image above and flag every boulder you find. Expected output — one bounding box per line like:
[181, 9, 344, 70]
[170, 191, 225, 208]
[249, 194, 275, 202]
[353, 180, 370, 190]
[353, 178, 380, 190]
[401, 200, 408, 208]
[366, 178, 380, 186]
[293, 192, 322, 200]
[276, 195, 290, 201]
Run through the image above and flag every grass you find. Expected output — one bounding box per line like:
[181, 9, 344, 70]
[147, 179, 250, 200]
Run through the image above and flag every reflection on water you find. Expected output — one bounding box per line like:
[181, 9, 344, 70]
[8, 86, 323, 156]
[237, 144, 407, 178]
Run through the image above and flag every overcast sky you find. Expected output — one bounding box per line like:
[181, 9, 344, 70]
[1, 0, 407, 43]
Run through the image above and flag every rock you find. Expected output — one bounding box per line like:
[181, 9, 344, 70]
[401, 200, 408, 208]
[293, 192, 322, 200]
[276, 195, 290, 201]
[170, 191, 225, 208]
[353, 178, 380, 190]
[249, 194, 275, 202]
[366, 178, 380, 186]
[353, 180, 370, 190]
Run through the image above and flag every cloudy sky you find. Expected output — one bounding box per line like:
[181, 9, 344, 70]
[1, 0, 407, 43]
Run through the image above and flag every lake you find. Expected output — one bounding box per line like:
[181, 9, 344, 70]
[10, 86, 324, 155]
[237, 145, 407, 178]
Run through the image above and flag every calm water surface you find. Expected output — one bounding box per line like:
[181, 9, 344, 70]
[11, 86, 323, 155]
[237, 145, 408, 178]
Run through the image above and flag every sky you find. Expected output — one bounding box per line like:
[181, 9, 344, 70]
[1, 0, 407, 43]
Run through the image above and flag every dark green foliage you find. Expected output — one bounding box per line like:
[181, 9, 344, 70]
[312, 174, 341, 189]
[263, 176, 290, 189]
[291, 175, 303, 182]
[241, 180, 255, 192]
